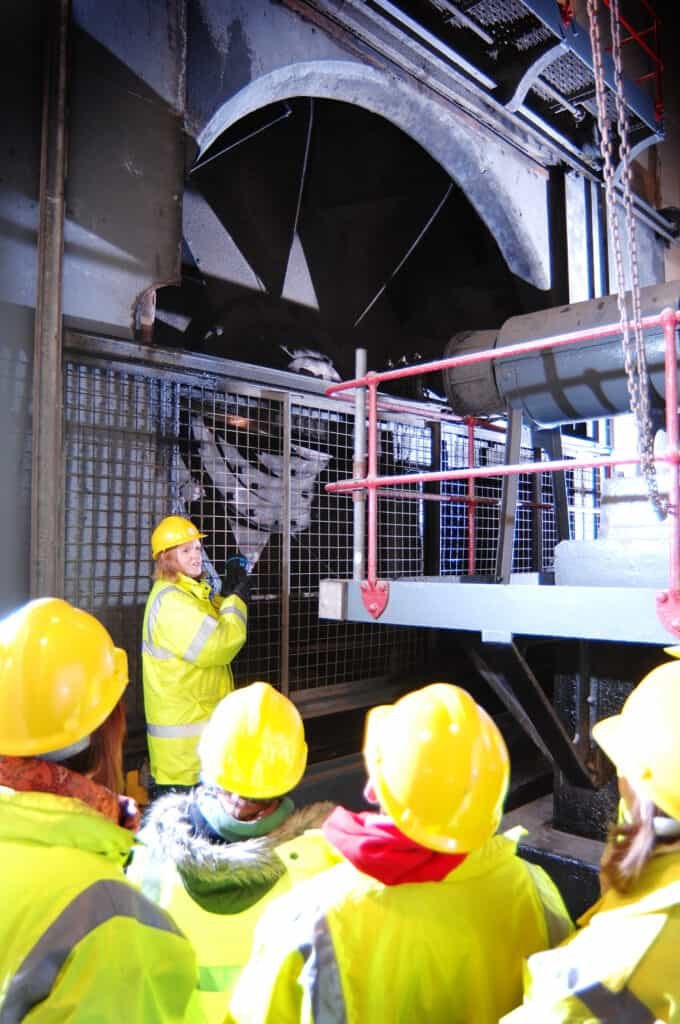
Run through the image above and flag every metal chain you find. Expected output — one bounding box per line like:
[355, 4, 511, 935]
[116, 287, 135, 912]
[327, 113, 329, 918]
[586, 0, 667, 516]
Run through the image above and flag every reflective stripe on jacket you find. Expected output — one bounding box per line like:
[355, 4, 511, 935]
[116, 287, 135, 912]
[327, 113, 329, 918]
[0, 787, 199, 1023]
[128, 812, 341, 1024]
[501, 846, 680, 1024]
[142, 574, 247, 785]
[226, 831, 573, 1024]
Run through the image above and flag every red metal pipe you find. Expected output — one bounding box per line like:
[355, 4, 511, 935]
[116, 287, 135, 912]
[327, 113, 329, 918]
[367, 377, 379, 587]
[329, 389, 506, 432]
[326, 311, 678, 395]
[466, 416, 476, 576]
[333, 306, 680, 630]
[326, 452, 680, 494]
[376, 489, 552, 510]
[601, 0, 662, 69]
[663, 308, 680, 595]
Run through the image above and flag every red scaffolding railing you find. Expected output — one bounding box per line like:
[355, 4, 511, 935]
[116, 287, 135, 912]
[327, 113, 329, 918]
[601, 0, 664, 123]
[325, 306, 680, 633]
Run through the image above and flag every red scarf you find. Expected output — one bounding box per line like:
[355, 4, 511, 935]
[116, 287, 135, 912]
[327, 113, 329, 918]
[0, 756, 140, 831]
[322, 806, 467, 885]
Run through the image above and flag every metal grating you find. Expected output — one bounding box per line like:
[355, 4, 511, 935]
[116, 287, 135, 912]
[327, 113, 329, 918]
[63, 347, 424, 743]
[438, 426, 602, 577]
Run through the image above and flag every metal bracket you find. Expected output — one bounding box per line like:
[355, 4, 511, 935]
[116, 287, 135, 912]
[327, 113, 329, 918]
[656, 590, 680, 638]
[463, 637, 595, 788]
[361, 579, 390, 619]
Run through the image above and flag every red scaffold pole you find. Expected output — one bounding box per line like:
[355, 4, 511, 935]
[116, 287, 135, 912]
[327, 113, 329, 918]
[331, 309, 680, 627]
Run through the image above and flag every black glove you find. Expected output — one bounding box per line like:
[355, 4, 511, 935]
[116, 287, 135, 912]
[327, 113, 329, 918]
[223, 555, 251, 603]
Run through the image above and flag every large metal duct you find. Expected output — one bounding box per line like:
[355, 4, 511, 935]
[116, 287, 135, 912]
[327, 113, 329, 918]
[443, 280, 680, 427]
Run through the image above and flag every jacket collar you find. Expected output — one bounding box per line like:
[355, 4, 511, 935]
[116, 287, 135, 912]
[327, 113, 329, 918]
[0, 787, 134, 866]
[169, 573, 212, 601]
[136, 790, 334, 913]
[581, 847, 680, 925]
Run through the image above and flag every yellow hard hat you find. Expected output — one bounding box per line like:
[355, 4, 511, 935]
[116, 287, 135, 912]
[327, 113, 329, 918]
[663, 646, 680, 658]
[592, 660, 680, 820]
[0, 598, 128, 758]
[151, 515, 206, 559]
[198, 681, 308, 798]
[364, 683, 510, 853]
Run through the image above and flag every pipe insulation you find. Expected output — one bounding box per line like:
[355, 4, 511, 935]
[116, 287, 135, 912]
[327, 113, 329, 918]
[443, 280, 680, 427]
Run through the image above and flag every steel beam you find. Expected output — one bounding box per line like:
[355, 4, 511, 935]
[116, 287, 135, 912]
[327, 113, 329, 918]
[31, 0, 68, 598]
[463, 636, 593, 786]
[320, 577, 678, 645]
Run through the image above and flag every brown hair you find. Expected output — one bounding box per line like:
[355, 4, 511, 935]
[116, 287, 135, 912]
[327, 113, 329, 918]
[154, 546, 205, 582]
[154, 547, 182, 581]
[64, 698, 127, 793]
[600, 788, 658, 894]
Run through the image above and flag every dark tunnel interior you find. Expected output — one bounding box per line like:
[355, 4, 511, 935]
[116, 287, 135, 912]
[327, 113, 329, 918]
[155, 96, 551, 393]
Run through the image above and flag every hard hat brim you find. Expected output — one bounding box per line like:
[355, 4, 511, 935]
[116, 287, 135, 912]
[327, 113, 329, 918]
[592, 713, 629, 774]
[153, 531, 207, 558]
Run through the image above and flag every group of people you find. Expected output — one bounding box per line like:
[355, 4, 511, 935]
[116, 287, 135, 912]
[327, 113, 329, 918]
[1, 514, 680, 1022]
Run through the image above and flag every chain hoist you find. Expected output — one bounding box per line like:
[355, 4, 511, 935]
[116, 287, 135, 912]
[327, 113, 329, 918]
[586, 0, 668, 517]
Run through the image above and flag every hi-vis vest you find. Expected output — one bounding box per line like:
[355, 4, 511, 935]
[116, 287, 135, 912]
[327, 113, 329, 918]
[142, 574, 247, 785]
[128, 829, 342, 1024]
[0, 788, 199, 1023]
[501, 846, 680, 1024]
[226, 831, 574, 1024]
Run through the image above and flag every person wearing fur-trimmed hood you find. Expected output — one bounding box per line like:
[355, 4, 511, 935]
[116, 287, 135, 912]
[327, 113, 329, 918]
[127, 682, 338, 1023]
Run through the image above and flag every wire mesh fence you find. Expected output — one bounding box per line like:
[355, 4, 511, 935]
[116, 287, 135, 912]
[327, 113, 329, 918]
[62, 337, 604, 750]
[62, 344, 426, 742]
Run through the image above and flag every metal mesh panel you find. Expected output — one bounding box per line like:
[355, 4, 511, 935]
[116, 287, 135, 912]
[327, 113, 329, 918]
[178, 386, 285, 689]
[63, 353, 425, 741]
[438, 424, 601, 577]
[286, 403, 422, 691]
[377, 420, 430, 579]
[63, 364, 180, 735]
[62, 341, 603, 749]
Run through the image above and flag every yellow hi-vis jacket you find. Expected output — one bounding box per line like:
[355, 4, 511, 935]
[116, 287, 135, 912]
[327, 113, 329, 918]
[501, 845, 680, 1024]
[0, 786, 200, 1023]
[226, 831, 574, 1024]
[127, 796, 339, 1024]
[142, 573, 247, 785]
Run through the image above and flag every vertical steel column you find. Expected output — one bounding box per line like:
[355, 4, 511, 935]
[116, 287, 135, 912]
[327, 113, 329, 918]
[548, 166, 570, 307]
[530, 442, 544, 572]
[534, 427, 571, 543]
[353, 349, 367, 581]
[466, 416, 476, 576]
[595, 183, 610, 297]
[366, 376, 379, 588]
[424, 421, 441, 576]
[31, 0, 69, 598]
[495, 407, 523, 583]
[584, 178, 595, 300]
[663, 309, 680, 597]
[280, 395, 292, 695]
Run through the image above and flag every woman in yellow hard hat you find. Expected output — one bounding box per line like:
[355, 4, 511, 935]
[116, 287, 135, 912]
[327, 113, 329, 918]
[226, 683, 573, 1024]
[0, 597, 199, 1022]
[143, 515, 249, 798]
[127, 681, 337, 1022]
[502, 657, 680, 1023]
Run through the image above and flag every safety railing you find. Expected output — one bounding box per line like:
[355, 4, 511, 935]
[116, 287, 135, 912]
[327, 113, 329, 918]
[601, 0, 664, 123]
[325, 307, 680, 634]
